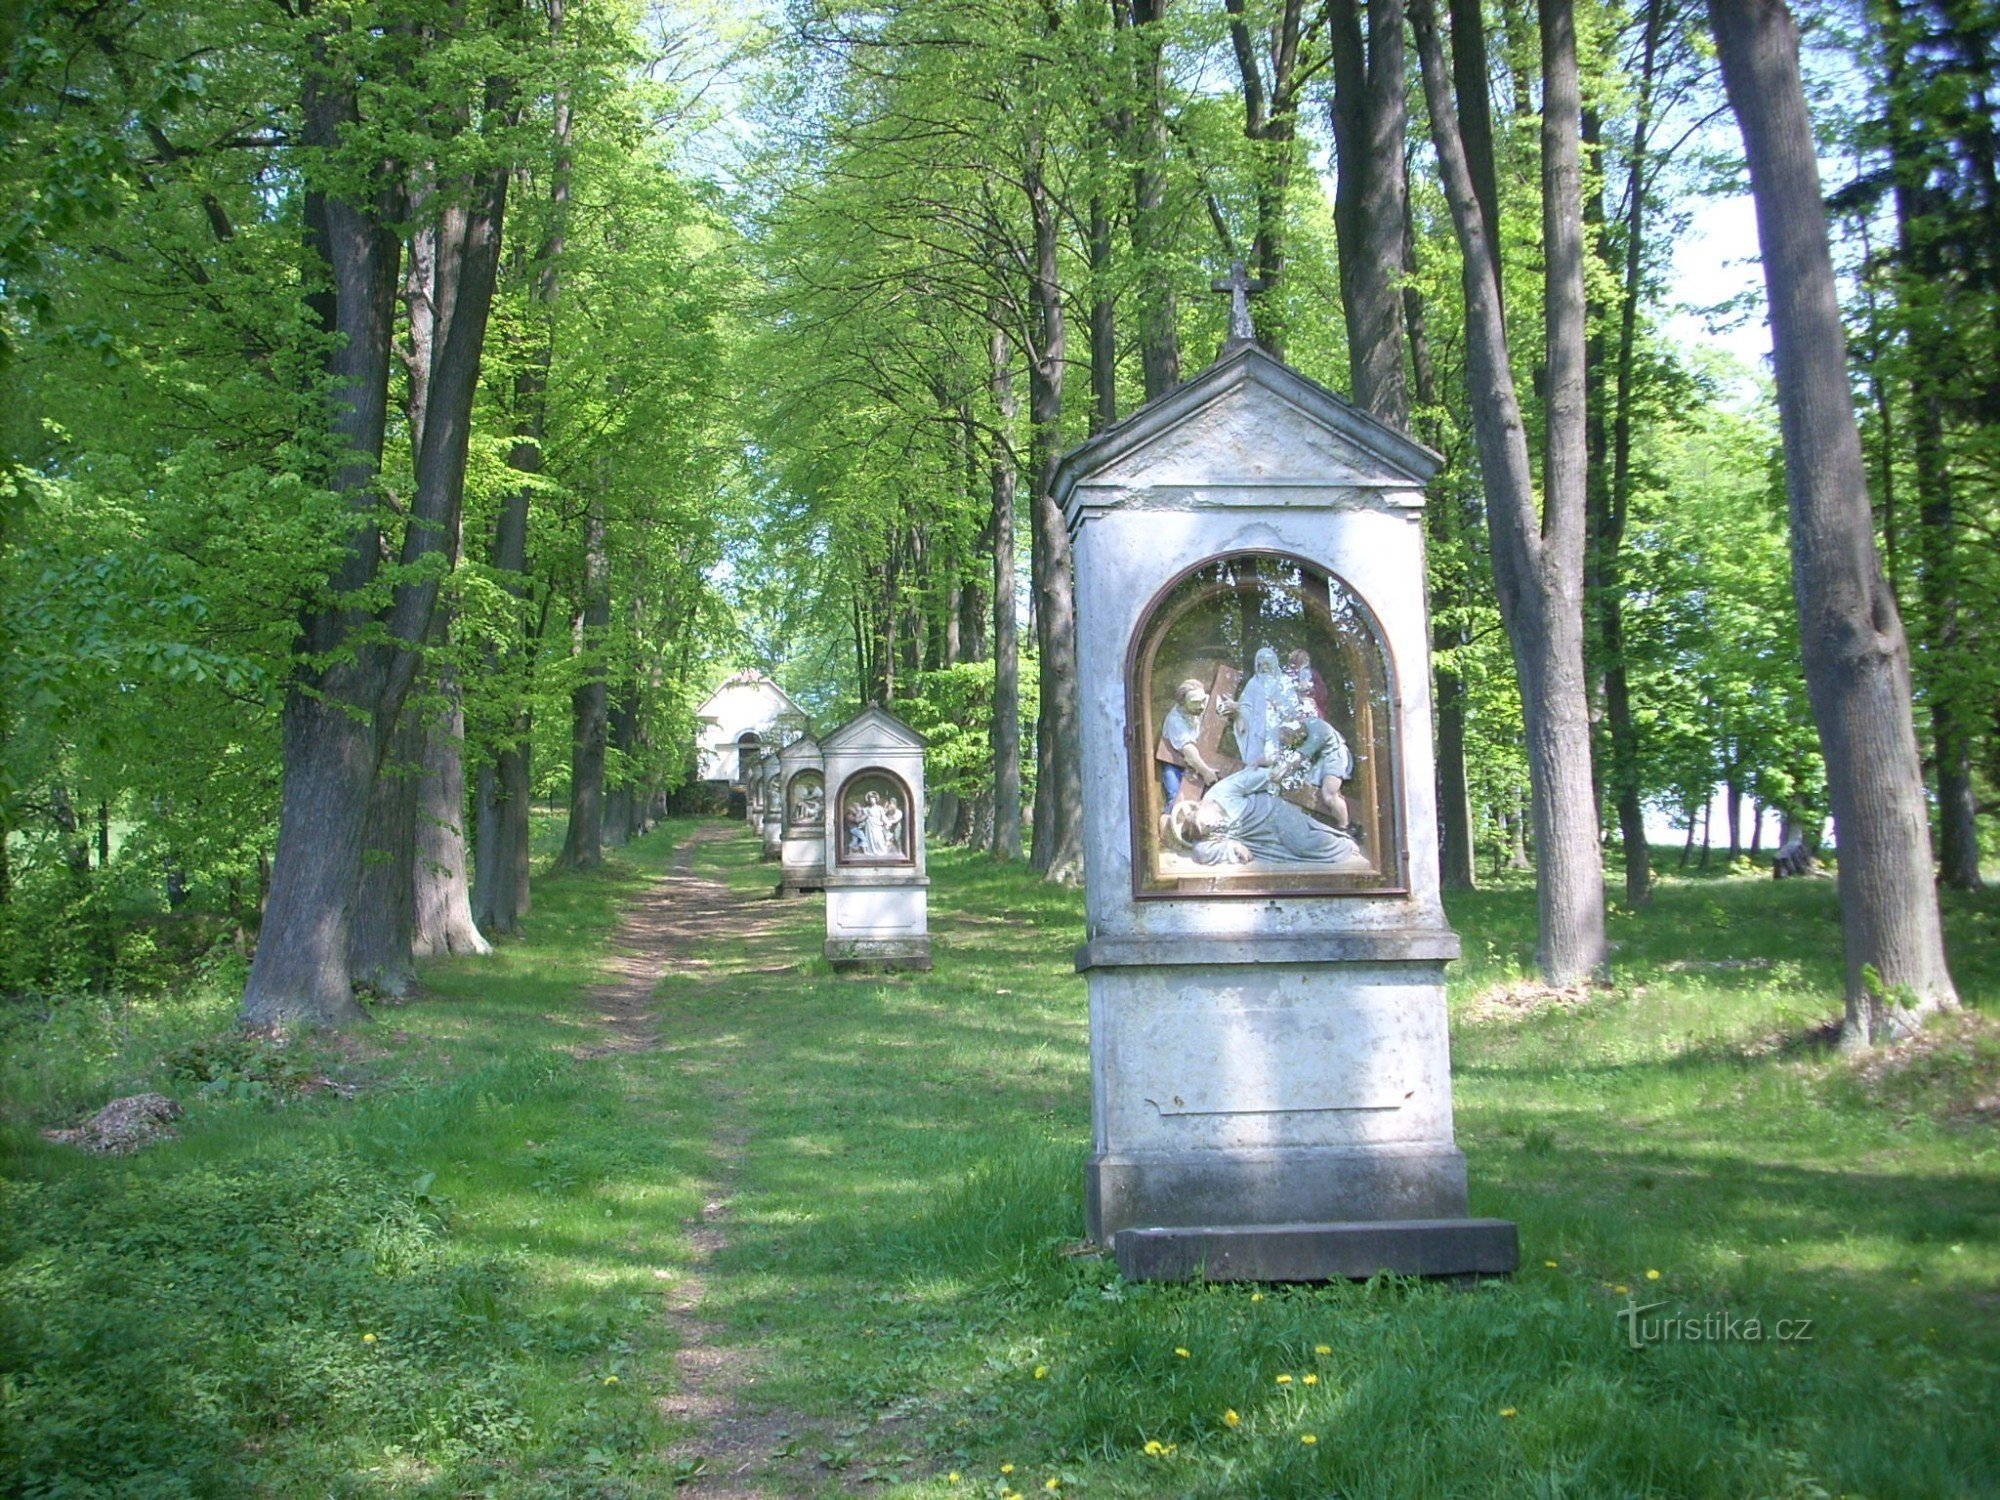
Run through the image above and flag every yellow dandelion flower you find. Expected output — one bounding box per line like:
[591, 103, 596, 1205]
[1646, 1269, 1660, 1281]
[1045, 1480, 1061, 1492]
[1143, 1440, 1165, 1456]
[1034, 1365, 1048, 1379]
[948, 1474, 960, 1484]
[1543, 1260, 1559, 1269]
[362, 1333, 377, 1344]
[1250, 1292, 1264, 1302]
[1302, 1373, 1319, 1386]
[1301, 1434, 1318, 1446]
[1275, 1373, 1293, 1385]
[1223, 1409, 1241, 1429]
[1614, 1284, 1629, 1295]
[1174, 1347, 1191, 1358]
[1000, 1464, 1015, 1474]
[603, 1375, 620, 1386]
[1500, 1407, 1517, 1418]
[1314, 1343, 1331, 1356]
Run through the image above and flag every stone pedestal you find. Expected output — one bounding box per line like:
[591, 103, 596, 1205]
[820, 707, 931, 971]
[1053, 339, 1515, 1281]
[776, 735, 827, 896]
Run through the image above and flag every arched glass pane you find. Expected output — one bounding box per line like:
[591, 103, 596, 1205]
[1129, 552, 1403, 896]
[836, 771, 914, 866]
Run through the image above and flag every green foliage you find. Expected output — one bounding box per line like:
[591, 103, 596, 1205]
[898, 660, 1039, 804]
[0, 825, 707, 1498]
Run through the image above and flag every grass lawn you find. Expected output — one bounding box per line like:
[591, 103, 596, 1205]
[3, 820, 1996, 1497]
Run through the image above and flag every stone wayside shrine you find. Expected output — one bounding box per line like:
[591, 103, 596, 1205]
[758, 751, 784, 862]
[1053, 275, 1516, 1282]
[776, 733, 827, 896]
[820, 706, 931, 972]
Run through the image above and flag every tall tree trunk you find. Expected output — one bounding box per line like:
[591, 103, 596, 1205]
[475, 0, 566, 935]
[556, 492, 610, 871]
[1127, 0, 1181, 398]
[1023, 150, 1083, 882]
[1088, 191, 1118, 431]
[399, 200, 487, 963]
[474, 474, 535, 934]
[1448, 0, 1501, 282]
[1883, 1, 1983, 892]
[1328, 0, 1409, 425]
[350, 708, 422, 995]
[1404, 191, 1479, 891]
[1413, 0, 1607, 983]
[347, 112, 511, 990]
[610, 683, 646, 846]
[1593, 0, 1667, 908]
[990, 326, 1025, 862]
[413, 664, 489, 956]
[1709, 0, 1957, 1042]
[242, 44, 403, 1029]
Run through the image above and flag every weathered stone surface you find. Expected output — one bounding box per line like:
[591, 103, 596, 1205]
[1114, 1218, 1519, 1282]
[1088, 1143, 1470, 1243]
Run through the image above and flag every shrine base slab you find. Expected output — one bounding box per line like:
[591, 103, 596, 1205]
[824, 935, 932, 971]
[1114, 1217, 1519, 1282]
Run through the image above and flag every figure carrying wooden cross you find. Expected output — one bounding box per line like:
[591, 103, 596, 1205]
[1211, 257, 1268, 345]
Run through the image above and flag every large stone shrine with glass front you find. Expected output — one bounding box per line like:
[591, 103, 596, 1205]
[1054, 328, 1517, 1282]
[821, 706, 931, 972]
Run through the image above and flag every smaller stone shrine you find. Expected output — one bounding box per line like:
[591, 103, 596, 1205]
[744, 755, 765, 830]
[820, 706, 930, 971]
[775, 734, 828, 896]
[758, 752, 784, 861]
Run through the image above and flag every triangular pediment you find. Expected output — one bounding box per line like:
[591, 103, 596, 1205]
[779, 733, 822, 767]
[822, 705, 926, 752]
[1053, 343, 1441, 522]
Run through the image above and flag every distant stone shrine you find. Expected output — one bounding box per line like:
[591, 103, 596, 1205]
[758, 752, 784, 861]
[820, 706, 931, 971]
[776, 735, 827, 896]
[1053, 289, 1516, 1282]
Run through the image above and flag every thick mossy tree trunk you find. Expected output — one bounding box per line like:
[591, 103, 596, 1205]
[1412, 0, 1606, 985]
[1708, 0, 1956, 1042]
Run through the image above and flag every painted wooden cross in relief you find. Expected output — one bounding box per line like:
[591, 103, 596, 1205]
[1211, 258, 1268, 344]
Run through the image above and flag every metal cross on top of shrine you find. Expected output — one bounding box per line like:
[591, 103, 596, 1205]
[1211, 257, 1268, 346]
